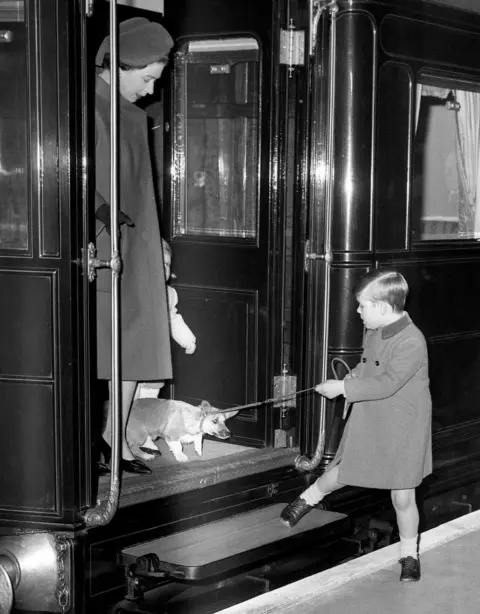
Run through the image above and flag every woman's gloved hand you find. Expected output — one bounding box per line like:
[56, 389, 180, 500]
[95, 204, 135, 235]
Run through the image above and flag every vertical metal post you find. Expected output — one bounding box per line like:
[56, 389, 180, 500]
[109, 0, 121, 503]
[84, 0, 122, 527]
[296, 1, 338, 471]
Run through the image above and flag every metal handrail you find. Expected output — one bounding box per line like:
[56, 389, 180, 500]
[296, 0, 339, 471]
[84, 0, 122, 527]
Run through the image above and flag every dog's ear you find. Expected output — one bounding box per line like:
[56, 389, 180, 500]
[200, 400, 212, 415]
[222, 409, 240, 420]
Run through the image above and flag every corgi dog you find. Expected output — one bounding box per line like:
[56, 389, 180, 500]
[127, 398, 239, 462]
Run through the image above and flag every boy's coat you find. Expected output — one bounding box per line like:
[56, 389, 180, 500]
[330, 313, 432, 489]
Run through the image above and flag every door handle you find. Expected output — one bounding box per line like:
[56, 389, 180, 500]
[86, 242, 121, 282]
[304, 239, 332, 272]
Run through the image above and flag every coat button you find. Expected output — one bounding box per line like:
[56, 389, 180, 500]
[375, 360, 379, 366]
[362, 358, 366, 363]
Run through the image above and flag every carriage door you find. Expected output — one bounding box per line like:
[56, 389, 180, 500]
[0, 1, 90, 530]
[162, 2, 275, 446]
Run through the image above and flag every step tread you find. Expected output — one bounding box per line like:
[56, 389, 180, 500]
[122, 504, 349, 580]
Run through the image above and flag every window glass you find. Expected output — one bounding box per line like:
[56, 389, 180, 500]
[412, 80, 480, 242]
[0, 3, 28, 251]
[172, 37, 260, 239]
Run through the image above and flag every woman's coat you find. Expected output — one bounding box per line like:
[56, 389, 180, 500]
[94, 76, 172, 381]
[328, 313, 432, 490]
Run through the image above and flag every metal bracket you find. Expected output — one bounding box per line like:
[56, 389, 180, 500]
[304, 239, 332, 272]
[0, 31, 13, 43]
[85, 242, 122, 282]
[309, 0, 339, 57]
[273, 365, 297, 408]
[280, 20, 305, 77]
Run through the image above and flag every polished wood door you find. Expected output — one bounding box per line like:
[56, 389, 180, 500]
[0, 0, 89, 529]
[161, 0, 282, 446]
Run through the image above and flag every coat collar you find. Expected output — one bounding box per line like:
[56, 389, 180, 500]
[95, 74, 141, 114]
[381, 312, 411, 340]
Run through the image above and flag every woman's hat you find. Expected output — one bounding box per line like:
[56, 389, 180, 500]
[95, 17, 174, 68]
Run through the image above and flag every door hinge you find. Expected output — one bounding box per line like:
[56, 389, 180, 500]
[273, 365, 297, 408]
[279, 19, 305, 77]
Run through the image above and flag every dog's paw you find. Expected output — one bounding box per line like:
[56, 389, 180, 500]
[140, 454, 155, 460]
[137, 452, 156, 462]
[140, 446, 162, 457]
[173, 452, 189, 463]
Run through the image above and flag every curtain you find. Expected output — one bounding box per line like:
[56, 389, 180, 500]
[455, 90, 480, 235]
[415, 85, 422, 131]
[415, 85, 450, 132]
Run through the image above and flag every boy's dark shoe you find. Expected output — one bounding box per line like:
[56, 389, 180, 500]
[280, 497, 313, 528]
[399, 556, 421, 582]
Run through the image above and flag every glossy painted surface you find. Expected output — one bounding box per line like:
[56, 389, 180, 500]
[0, 0, 89, 527]
[161, 0, 279, 446]
[3, 1, 480, 612]
[303, 0, 480, 468]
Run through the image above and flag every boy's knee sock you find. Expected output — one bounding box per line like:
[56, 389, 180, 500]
[399, 535, 418, 560]
[300, 480, 326, 507]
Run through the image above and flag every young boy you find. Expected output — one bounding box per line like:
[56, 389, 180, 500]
[136, 240, 196, 399]
[280, 270, 432, 582]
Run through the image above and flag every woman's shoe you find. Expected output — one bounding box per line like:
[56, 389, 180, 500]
[121, 458, 152, 475]
[98, 460, 111, 476]
[100, 439, 152, 475]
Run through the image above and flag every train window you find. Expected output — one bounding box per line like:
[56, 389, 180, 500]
[171, 37, 260, 239]
[0, 2, 28, 251]
[412, 81, 480, 242]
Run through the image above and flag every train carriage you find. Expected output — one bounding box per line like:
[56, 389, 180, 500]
[1, 0, 480, 612]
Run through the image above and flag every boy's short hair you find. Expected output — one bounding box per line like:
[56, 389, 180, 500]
[355, 270, 409, 313]
[161, 238, 172, 257]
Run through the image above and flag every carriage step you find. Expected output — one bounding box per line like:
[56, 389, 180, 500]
[121, 503, 349, 581]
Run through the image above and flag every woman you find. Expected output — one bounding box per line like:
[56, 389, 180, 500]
[95, 17, 173, 474]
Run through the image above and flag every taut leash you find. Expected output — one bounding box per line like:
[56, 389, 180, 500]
[218, 386, 317, 414]
[218, 356, 354, 416]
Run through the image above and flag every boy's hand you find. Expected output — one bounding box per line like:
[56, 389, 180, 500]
[315, 379, 345, 399]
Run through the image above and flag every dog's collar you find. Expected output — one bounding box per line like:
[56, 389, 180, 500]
[199, 414, 207, 431]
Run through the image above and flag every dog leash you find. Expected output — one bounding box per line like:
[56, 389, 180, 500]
[218, 357, 353, 416]
[217, 386, 318, 413]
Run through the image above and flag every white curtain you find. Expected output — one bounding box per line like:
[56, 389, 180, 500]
[415, 85, 422, 131]
[455, 90, 480, 234]
[415, 85, 450, 132]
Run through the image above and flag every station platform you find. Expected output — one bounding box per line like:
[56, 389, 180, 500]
[215, 509, 480, 614]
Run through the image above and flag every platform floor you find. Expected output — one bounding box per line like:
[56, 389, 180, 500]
[216, 510, 480, 614]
